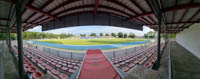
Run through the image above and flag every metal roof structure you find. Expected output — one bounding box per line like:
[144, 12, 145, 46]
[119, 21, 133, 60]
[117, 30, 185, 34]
[1, 0, 200, 33]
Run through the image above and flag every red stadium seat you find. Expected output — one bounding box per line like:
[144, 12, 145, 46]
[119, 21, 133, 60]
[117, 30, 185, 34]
[145, 62, 152, 68]
[67, 65, 73, 68]
[51, 69, 60, 75]
[115, 64, 120, 67]
[68, 69, 75, 73]
[56, 64, 62, 68]
[128, 63, 135, 68]
[121, 67, 129, 72]
[33, 72, 43, 79]
[77, 63, 81, 66]
[45, 65, 53, 70]
[73, 66, 79, 69]
[61, 67, 68, 71]
[28, 66, 37, 73]
[59, 73, 69, 79]
[26, 63, 32, 68]
[72, 62, 76, 65]
[67, 61, 72, 64]
[58, 62, 62, 65]
[62, 63, 67, 66]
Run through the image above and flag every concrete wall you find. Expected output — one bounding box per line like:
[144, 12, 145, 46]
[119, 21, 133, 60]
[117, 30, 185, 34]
[176, 23, 200, 59]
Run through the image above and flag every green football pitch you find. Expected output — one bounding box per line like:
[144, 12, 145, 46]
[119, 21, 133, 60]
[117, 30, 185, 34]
[38, 38, 147, 45]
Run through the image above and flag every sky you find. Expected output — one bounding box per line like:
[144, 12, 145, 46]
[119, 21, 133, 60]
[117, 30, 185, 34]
[28, 25, 154, 36]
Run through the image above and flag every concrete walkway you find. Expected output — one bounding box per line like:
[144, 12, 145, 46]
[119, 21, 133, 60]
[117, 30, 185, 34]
[1, 41, 19, 79]
[170, 41, 200, 79]
[125, 40, 200, 79]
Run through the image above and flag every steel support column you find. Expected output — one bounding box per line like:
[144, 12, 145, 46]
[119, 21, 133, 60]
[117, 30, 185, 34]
[165, 25, 168, 43]
[156, 9, 162, 69]
[15, 0, 25, 79]
[7, 23, 11, 52]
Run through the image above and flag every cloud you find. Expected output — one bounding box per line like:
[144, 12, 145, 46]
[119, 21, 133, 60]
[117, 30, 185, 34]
[27, 25, 42, 32]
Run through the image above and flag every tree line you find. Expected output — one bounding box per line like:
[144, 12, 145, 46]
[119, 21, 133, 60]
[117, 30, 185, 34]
[80, 32, 136, 38]
[23, 31, 73, 39]
[0, 31, 73, 40]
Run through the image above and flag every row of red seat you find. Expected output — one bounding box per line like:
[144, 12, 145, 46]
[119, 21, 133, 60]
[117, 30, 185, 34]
[144, 43, 165, 68]
[12, 45, 82, 79]
[11, 45, 43, 79]
[24, 58, 43, 79]
[23, 47, 82, 79]
[111, 43, 165, 72]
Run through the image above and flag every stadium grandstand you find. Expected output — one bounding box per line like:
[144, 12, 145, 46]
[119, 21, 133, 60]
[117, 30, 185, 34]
[0, 0, 200, 79]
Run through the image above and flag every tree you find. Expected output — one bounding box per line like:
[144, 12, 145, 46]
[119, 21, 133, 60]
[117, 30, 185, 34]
[144, 34, 148, 38]
[118, 32, 123, 38]
[100, 33, 103, 37]
[0, 33, 16, 40]
[22, 31, 73, 39]
[111, 33, 116, 37]
[144, 31, 156, 38]
[90, 33, 96, 36]
[124, 33, 127, 38]
[129, 32, 135, 38]
[144, 31, 155, 38]
[105, 33, 109, 36]
[80, 34, 86, 37]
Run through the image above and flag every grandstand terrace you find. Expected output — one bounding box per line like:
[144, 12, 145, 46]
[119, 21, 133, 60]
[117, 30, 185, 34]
[1, 0, 200, 79]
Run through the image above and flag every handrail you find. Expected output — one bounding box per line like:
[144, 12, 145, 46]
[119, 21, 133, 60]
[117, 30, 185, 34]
[168, 41, 173, 79]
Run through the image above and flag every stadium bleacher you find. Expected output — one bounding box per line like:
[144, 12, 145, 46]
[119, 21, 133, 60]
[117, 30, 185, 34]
[111, 43, 165, 72]
[12, 45, 81, 79]
[11, 43, 165, 79]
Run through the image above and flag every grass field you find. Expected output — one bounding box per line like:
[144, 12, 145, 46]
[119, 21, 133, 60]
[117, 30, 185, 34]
[37, 38, 147, 45]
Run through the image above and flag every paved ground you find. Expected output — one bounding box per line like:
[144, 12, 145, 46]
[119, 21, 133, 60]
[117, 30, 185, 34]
[1, 41, 19, 79]
[125, 41, 169, 79]
[125, 40, 200, 79]
[170, 41, 200, 79]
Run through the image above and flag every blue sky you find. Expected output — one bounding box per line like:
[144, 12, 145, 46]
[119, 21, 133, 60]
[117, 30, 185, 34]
[28, 25, 154, 36]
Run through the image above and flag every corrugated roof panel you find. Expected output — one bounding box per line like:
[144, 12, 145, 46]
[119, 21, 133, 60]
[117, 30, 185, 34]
[32, 0, 49, 8]
[41, 18, 53, 24]
[123, 9, 133, 17]
[34, 16, 48, 23]
[104, 0, 133, 16]
[137, 0, 151, 12]
[119, 0, 143, 14]
[138, 17, 149, 24]
[182, 8, 199, 22]
[151, 15, 158, 23]
[43, 0, 57, 12]
[63, 1, 82, 10]
[194, 0, 200, 3]
[191, 12, 200, 21]
[100, 8, 128, 17]
[177, 0, 191, 5]
[0, 20, 7, 25]
[182, 23, 192, 28]
[22, 9, 34, 21]
[177, 24, 184, 27]
[83, 0, 94, 5]
[28, 13, 42, 22]
[143, 16, 154, 24]
[0, 1, 10, 19]
[174, 9, 185, 22]
[51, 0, 66, 15]
[165, 11, 173, 23]
[162, 0, 176, 8]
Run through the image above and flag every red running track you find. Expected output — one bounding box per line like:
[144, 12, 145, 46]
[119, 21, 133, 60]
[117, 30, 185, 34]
[78, 49, 121, 79]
